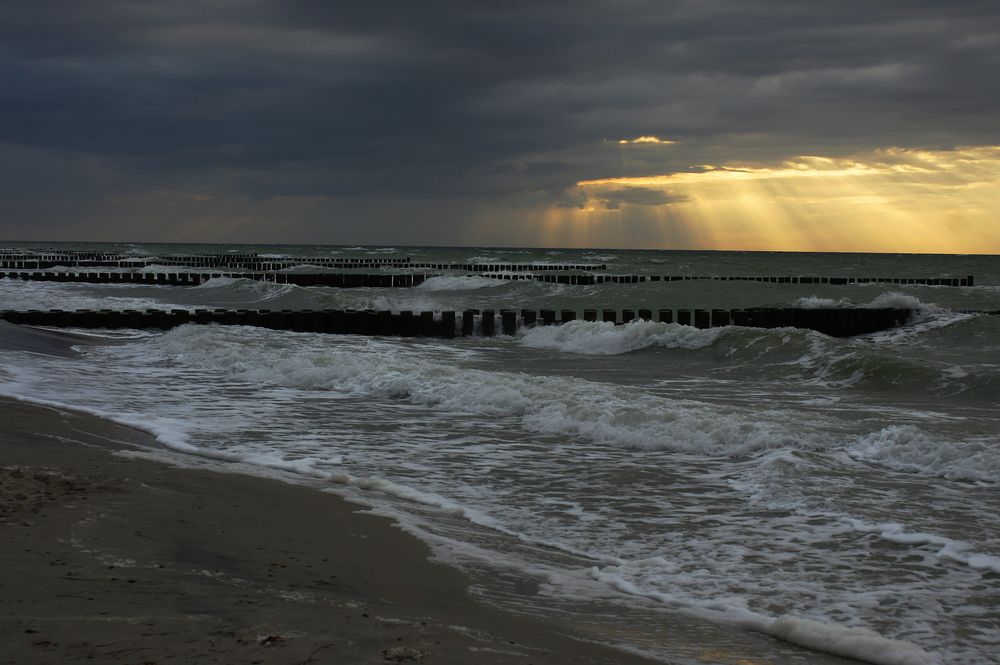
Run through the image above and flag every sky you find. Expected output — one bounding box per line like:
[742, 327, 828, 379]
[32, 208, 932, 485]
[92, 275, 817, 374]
[2, 0, 999, 252]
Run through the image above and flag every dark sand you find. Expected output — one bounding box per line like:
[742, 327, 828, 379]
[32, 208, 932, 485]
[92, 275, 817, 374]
[0, 395, 668, 664]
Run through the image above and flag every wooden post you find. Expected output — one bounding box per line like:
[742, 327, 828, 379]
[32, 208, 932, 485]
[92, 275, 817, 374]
[481, 310, 496, 336]
[501, 310, 517, 335]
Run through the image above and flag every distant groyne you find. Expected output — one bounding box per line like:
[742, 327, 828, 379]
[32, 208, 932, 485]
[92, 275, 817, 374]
[0, 307, 914, 338]
[0, 270, 975, 288]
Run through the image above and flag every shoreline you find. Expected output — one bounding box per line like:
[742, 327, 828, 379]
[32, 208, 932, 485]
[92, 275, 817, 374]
[0, 396, 663, 664]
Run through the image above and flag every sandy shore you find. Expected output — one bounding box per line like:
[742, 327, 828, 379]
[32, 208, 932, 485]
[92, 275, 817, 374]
[0, 395, 666, 664]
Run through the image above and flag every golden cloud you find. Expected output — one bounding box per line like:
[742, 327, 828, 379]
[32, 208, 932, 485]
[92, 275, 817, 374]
[615, 136, 676, 145]
[569, 146, 1000, 253]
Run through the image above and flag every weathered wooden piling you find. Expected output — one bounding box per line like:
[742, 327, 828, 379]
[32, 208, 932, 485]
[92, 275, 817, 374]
[481, 310, 496, 336]
[501, 310, 517, 335]
[419, 311, 435, 336]
[440, 311, 456, 338]
[399, 311, 416, 336]
[694, 309, 710, 329]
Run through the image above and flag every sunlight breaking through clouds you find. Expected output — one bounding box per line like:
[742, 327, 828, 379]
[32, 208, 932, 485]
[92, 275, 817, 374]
[615, 136, 676, 145]
[569, 146, 1000, 253]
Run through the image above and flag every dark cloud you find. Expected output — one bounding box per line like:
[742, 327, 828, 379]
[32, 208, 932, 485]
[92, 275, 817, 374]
[590, 187, 687, 210]
[1, 0, 998, 239]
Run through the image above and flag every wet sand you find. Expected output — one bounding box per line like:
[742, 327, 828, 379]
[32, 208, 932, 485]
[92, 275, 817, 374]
[0, 395, 665, 664]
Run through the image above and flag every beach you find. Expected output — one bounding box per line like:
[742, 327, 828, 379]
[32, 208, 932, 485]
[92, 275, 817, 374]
[0, 395, 663, 664]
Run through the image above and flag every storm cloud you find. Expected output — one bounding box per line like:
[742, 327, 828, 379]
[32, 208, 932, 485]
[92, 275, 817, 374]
[1, 0, 998, 242]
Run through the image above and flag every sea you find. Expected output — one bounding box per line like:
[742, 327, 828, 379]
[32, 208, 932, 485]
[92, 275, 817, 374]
[1, 242, 998, 665]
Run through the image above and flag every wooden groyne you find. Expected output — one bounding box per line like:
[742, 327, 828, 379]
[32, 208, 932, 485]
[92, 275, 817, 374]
[0, 251, 411, 268]
[0, 271, 428, 287]
[475, 273, 975, 287]
[0, 271, 975, 288]
[0, 307, 913, 338]
[0, 251, 977, 284]
[0, 253, 605, 272]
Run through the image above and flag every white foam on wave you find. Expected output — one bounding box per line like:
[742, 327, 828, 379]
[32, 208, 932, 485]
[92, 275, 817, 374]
[764, 616, 936, 665]
[518, 320, 723, 355]
[848, 425, 1000, 484]
[277, 263, 339, 273]
[794, 291, 976, 346]
[328, 470, 488, 518]
[588, 564, 764, 624]
[796, 291, 940, 314]
[845, 518, 1000, 575]
[153, 325, 812, 456]
[195, 276, 300, 303]
[797, 296, 841, 308]
[736, 444, 1000, 578]
[866, 292, 930, 311]
[590, 565, 937, 665]
[416, 275, 508, 291]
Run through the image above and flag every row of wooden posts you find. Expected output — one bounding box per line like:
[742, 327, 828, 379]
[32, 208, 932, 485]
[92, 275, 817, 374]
[0, 307, 912, 338]
[0, 270, 428, 288]
[0, 250, 613, 273]
[0, 252, 411, 266]
[0, 258, 606, 272]
[479, 273, 975, 286]
[0, 271, 977, 288]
